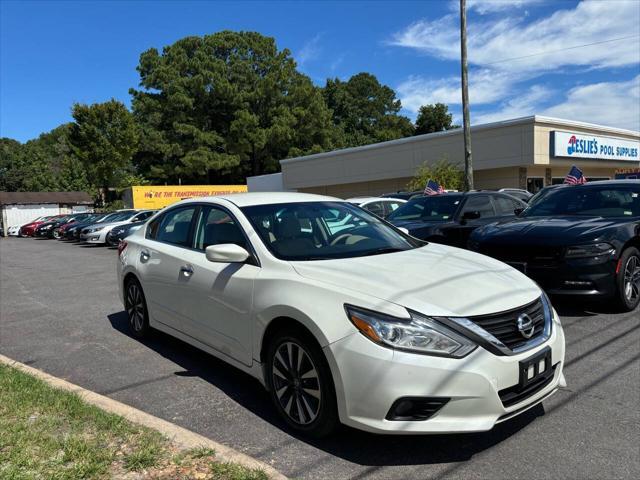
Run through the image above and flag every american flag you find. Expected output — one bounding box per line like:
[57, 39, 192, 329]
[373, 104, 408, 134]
[564, 165, 586, 185]
[424, 179, 445, 195]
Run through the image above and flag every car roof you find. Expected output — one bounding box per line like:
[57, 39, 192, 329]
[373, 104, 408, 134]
[176, 192, 342, 208]
[346, 196, 402, 203]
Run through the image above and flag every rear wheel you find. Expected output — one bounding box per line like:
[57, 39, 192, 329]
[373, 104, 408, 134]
[125, 278, 150, 338]
[265, 328, 339, 438]
[615, 247, 640, 312]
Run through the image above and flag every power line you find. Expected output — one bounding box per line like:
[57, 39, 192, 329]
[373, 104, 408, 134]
[484, 35, 640, 65]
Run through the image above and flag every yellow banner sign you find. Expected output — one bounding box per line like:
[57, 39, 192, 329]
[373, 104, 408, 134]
[130, 185, 247, 209]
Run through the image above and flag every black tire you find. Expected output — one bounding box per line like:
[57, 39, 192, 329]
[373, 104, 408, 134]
[615, 247, 640, 312]
[124, 278, 151, 338]
[265, 327, 339, 438]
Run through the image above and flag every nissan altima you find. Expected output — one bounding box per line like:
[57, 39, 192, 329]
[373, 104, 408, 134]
[117, 193, 566, 437]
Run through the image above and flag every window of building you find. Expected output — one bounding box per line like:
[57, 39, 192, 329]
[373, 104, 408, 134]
[527, 177, 545, 193]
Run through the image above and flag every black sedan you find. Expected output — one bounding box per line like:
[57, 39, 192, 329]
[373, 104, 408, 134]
[469, 180, 640, 311]
[105, 221, 145, 246]
[33, 215, 73, 238]
[386, 191, 527, 248]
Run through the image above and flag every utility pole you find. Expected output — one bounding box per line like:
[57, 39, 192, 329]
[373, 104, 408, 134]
[460, 0, 473, 191]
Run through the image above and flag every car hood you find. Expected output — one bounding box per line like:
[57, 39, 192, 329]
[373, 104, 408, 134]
[290, 243, 540, 317]
[474, 215, 630, 245]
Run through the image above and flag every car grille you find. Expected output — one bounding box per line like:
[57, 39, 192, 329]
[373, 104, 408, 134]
[466, 298, 545, 350]
[478, 245, 564, 269]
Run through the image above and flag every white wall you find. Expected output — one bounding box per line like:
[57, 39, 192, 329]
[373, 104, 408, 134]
[2, 204, 60, 229]
[247, 172, 292, 192]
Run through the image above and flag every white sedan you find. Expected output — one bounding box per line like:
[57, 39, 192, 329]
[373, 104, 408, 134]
[81, 210, 155, 244]
[346, 196, 406, 218]
[117, 193, 566, 437]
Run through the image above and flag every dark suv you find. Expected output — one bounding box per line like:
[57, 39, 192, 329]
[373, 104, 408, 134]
[387, 191, 527, 248]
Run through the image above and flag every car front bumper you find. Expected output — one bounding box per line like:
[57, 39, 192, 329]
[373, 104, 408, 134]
[324, 309, 565, 434]
[525, 256, 617, 297]
[83, 229, 108, 243]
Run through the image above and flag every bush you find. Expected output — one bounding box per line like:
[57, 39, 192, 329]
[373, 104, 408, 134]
[406, 158, 464, 192]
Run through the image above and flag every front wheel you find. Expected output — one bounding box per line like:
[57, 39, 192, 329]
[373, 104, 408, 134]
[615, 247, 640, 312]
[125, 278, 151, 338]
[265, 329, 339, 438]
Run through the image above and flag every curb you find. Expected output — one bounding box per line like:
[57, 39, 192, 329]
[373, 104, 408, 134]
[0, 353, 287, 480]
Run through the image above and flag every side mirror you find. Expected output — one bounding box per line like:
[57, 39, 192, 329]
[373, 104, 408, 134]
[205, 243, 250, 263]
[514, 207, 524, 216]
[462, 211, 481, 220]
[398, 227, 410, 235]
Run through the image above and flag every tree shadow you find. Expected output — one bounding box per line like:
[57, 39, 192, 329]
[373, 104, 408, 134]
[107, 310, 546, 467]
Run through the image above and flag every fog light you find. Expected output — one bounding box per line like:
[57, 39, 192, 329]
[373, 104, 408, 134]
[386, 397, 450, 421]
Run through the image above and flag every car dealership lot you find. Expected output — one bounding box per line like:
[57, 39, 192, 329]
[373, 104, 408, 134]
[1, 237, 638, 479]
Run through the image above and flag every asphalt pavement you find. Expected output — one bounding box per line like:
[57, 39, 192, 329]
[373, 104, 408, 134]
[1, 236, 638, 479]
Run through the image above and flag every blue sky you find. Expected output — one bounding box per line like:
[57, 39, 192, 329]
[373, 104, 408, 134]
[1, 0, 639, 143]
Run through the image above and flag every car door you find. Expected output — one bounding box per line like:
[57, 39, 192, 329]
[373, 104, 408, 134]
[452, 195, 497, 247]
[179, 205, 259, 367]
[136, 205, 198, 333]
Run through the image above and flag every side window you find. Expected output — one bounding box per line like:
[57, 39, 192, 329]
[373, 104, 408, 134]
[493, 195, 520, 215]
[132, 211, 153, 222]
[364, 201, 385, 217]
[461, 195, 495, 218]
[155, 207, 197, 246]
[146, 216, 160, 239]
[193, 206, 247, 251]
[384, 201, 403, 217]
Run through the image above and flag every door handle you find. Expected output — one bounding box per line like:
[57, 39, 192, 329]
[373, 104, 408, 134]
[180, 264, 194, 277]
[140, 249, 150, 261]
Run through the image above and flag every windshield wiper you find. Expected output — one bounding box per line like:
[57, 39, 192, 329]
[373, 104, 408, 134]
[360, 247, 407, 257]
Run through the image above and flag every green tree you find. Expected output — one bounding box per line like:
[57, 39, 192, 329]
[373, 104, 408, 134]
[130, 31, 340, 184]
[0, 138, 26, 191]
[414, 103, 458, 135]
[406, 157, 464, 192]
[323, 73, 414, 147]
[69, 100, 138, 202]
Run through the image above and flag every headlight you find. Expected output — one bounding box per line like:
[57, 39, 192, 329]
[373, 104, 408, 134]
[345, 305, 476, 358]
[565, 242, 615, 258]
[89, 226, 104, 233]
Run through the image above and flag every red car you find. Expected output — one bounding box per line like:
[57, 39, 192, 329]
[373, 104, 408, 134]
[19, 215, 63, 237]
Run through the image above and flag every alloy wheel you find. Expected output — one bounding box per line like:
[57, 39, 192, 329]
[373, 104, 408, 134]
[271, 341, 321, 425]
[623, 254, 640, 303]
[126, 283, 145, 332]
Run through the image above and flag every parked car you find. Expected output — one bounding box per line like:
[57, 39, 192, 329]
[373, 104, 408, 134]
[381, 191, 422, 200]
[6, 216, 44, 236]
[81, 210, 155, 244]
[387, 191, 527, 248]
[18, 216, 60, 237]
[346, 197, 406, 219]
[34, 215, 83, 238]
[117, 192, 565, 437]
[469, 180, 640, 311]
[498, 188, 534, 203]
[56, 213, 101, 239]
[63, 213, 117, 240]
[50, 213, 95, 239]
[106, 220, 147, 246]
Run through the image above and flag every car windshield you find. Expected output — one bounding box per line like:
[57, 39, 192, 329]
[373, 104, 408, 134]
[386, 195, 462, 222]
[241, 201, 421, 261]
[522, 185, 640, 217]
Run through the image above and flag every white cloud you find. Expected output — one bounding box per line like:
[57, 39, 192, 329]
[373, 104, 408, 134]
[390, 0, 640, 73]
[297, 34, 323, 66]
[473, 84, 552, 124]
[542, 75, 640, 131]
[456, 0, 543, 15]
[397, 69, 521, 113]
